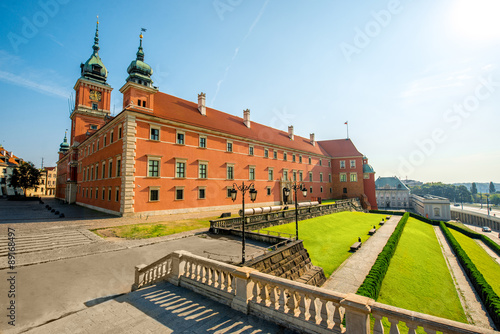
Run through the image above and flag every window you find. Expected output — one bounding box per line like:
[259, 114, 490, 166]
[283, 152, 287, 161]
[227, 188, 233, 198]
[104, 135, 107, 146]
[330, 187, 332, 193]
[350, 173, 357, 182]
[90, 188, 92, 198]
[95, 187, 99, 199]
[90, 166, 93, 181]
[199, 136, 207, 148]
[102, 188, 105, 200]
[273, 151, 277, 159]
[115, 187, 120, 201]
[148, 157, 160, 177]
[310, 186, 313, 194]
[299, 171, 303, 182]
[118, 126, 122, 139]
[175, 187, 184, 200]
[150, 126, 160, 141]
[176, 131, 185, 145]
[116, 158, 121, 177]
[283, 169, 288, 180]
[329, 174, 332, 182]
[266, 187, 271, 196]
[264, 149, 269, 158]
[319, 159, 322, 166]
[299, 155, 302, 163]
[268, 168, 274, 181]
[328, 161, 331, 167]
[108, 187, 112, 201]
[350, 160, 356, 168]
[227, 165, 234, 180]
[198, 162, 207, 179]
[321, 186, 323, 193]
[434, 207, 441, 217]
[108, 160, 113, 178]
[97, 140, 99, 150]
[176, 161, 186, 178]
[227, 141, 233, 152]
[308, 157, 312, 164]
[309, 172, 313, 182]
[320, 173, 323, 182]
[292, 154, 296, 162]
[90, 124, 98, 130]
[249, 167, 255, 180]
[340, 173, 347, 182]
[149, 187, 159, 202]
[198, 187, 206, 199]
[92, 103, 98, 110]
[340, 160, 346, 169]
[110, 131, 114, 143]
[293, 171, 297, 182]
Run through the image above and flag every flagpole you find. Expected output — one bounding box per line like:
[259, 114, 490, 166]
[345, 121, 349, 139]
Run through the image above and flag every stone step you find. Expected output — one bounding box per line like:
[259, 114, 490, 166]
[0, 235, 92, 247]
[0, 239, 95, 256]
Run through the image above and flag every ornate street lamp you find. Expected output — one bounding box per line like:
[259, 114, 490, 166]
[289, 182, 307, 240]
[230, 181, 257, 264]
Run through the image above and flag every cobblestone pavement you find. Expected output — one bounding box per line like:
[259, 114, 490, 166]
[24, 282, 297, 334]
[433, 226, 495, 330]
[321, 215, 400, 293]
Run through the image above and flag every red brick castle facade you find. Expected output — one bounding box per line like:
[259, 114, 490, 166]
[56, 24, 377, 216]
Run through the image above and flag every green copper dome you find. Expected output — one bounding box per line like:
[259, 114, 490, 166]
[80, 20, 108, 85]
[59, 132, 70, 153]
[126, 34, 154, 87]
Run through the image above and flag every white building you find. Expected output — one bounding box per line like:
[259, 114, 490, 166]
[0, 147, 24, 196]
[375, 176, 410, 209]
[411, 194, 451, 220]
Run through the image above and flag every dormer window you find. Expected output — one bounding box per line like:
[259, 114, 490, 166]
[90, 125, 98, 130]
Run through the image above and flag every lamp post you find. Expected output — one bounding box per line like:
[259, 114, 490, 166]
[230, 181, 257, 265]
[486, 193, 490, 217]
[283, 182, 307, 240]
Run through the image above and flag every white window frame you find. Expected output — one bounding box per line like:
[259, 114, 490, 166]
[176, 130, 185, 145]
[340, 160, 346, 169]
[198, 161, 208, 179]
[149, 186, 160, 202]
[147, 155, 162, 178]
[199, 135, 207, 148]
[175, 186, 185, 200]
[350, 173, 358, 182]
[227, 140, 233, 152]
[227, 163, 235, 180]
[150, 125, 160, 141]
[350, 160, 356, 168]
[340, 173, 347, 182]
[175, 158, 187, 178]
[198, 186, 206, 200]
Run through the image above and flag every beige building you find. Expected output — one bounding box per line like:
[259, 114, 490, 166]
[375, 176, 410, 209]
[0, 146, 24, 196]
[411, 194, 451, 220]
[25, 166, 57, 197]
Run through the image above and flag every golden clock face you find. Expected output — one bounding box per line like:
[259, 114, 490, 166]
[89, 90, 102, 101]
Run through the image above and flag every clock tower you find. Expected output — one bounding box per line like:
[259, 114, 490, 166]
[70, 18, 113, 146]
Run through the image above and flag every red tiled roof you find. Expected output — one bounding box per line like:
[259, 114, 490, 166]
[148, 92, 331, 156]
[317, 139, 363, 158]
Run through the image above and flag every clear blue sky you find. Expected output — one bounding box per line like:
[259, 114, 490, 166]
[1, 0, 499, 183]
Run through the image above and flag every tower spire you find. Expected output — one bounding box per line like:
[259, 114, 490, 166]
[136, 30, 144, 61]
[93, 15, 99, 56]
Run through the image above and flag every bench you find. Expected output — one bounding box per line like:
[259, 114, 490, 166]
[219, 212, 231, 218]
[386, 216, 391, 220]
[350, 242, 362, 251]
[379, 221, 385, 225]
[369, 228, 376, 235]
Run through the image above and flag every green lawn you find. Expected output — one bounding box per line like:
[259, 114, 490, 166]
[450, 229, 500, 297]
[92, 217, 215, 239]
[259, 211, 386, 277]
[377, 218, 467, 332]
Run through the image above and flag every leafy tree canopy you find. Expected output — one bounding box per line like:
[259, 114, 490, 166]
[8, 161, 41, 196]
[410, 182, 472, 202]
[490, 182, 496, 194]
[471, 182, 477, 195]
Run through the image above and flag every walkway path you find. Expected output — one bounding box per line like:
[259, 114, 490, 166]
[24, 282, 296, 334]
[433, 226, 495, 330]
[321, 215, 401, 294]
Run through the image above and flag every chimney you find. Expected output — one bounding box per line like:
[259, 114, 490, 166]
[310, 133, 315, 146]
[198, 92, 206, 116]
[243, 109, 250, 128]
[288, 125, 294, 140]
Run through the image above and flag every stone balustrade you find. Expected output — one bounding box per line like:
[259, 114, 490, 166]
[133, 251, 495, 334]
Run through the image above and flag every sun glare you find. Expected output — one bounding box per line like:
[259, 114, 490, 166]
[450, 0, 500, 43]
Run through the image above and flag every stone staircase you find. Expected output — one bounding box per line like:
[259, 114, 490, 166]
[246, 241, 326, 287]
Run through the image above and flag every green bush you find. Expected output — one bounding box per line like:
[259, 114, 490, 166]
[369, 210, 405, 216]
[440, 222, 500, 329]
[357, 212, 409, 299]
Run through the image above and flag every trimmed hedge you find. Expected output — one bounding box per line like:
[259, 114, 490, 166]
[440, 222, 500, 329]
[356, 212, 409, 299]
[369, 209, 405, 216]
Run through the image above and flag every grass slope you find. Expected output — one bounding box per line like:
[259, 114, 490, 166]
[378, 218, 467, 324]
[93, 217, 214, 239]
[450, 229, 500, 297]
[260, 211, 385, 277]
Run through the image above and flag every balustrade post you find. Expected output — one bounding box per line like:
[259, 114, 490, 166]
[132, 264, 147, 291]
[341, 293, 374, 334]
[169, 251, 188, 286]
[231, 267, 258, 314]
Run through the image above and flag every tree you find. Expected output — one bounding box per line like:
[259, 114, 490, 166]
[8, 161, 41, 196]
[471, 182, 477, 195]
[490, 182, 496, 194]
[456, 185, 472, 204]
